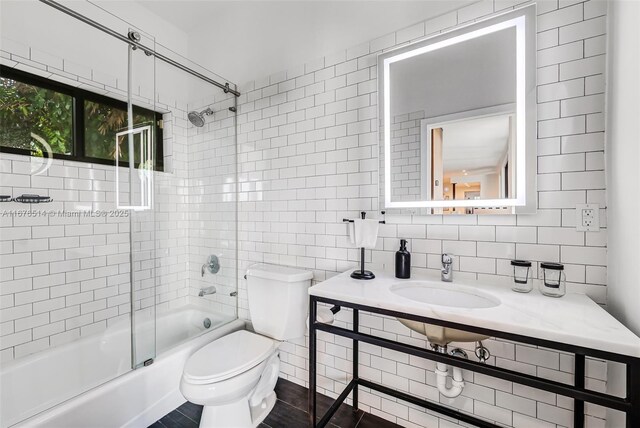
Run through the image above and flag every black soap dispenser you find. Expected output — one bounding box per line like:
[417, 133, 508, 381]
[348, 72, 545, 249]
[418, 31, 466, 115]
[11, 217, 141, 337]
[395, 239, 411, 279]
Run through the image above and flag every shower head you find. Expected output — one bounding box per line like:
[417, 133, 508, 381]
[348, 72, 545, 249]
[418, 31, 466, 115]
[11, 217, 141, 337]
[188, 108, 214, 127]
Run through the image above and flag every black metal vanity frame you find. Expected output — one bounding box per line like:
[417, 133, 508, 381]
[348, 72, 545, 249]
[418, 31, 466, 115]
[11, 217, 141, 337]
[308, 295, 640, 428]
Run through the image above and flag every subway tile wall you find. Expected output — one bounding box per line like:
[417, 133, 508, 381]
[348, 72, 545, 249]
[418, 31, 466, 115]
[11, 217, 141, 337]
[186, 95, 238, 317]
[234, 0, 608, 426]
[390, 111, 424, 202]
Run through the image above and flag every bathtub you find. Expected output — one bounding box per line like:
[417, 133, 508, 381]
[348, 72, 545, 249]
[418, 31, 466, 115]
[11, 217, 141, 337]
[1, 305, 244, 428]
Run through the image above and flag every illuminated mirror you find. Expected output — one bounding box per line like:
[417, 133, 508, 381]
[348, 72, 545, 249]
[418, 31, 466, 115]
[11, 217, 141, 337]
[379, 5, 536, 214]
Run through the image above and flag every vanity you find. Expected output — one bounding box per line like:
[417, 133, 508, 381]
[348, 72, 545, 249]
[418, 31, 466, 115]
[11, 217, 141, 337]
[307, 271, 640, 428]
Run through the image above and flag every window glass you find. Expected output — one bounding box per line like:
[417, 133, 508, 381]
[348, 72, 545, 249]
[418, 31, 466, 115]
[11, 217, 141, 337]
[0, 70, 162, 171]
[84, 100, 155, 165]
[0, 77, 73, 156]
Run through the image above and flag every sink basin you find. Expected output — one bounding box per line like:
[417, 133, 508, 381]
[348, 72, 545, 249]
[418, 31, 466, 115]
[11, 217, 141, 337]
[390, 282, 500, 309]
[390, 281, 500, 346]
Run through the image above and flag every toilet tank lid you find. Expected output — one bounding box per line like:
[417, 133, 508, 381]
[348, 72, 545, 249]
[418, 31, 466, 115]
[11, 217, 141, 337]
[246, 263, 313, 283]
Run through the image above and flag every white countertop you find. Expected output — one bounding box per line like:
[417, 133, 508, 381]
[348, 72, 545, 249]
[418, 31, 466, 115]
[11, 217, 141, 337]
[309, 270, 640, 358]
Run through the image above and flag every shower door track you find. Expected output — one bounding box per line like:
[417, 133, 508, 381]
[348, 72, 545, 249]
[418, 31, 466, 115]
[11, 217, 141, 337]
[308, 295, 640, 428]
[37, 0, 241, 97]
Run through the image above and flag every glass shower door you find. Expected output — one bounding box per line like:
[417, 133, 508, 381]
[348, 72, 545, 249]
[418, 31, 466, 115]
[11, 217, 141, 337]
[120, 29, 158, 368]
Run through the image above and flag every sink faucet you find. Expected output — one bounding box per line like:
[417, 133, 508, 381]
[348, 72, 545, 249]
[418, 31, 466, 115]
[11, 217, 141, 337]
[441, 253, 453, 282]
[198, 286, 217, 297]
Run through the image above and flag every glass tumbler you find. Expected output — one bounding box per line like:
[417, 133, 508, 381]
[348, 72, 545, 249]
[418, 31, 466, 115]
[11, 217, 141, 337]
[510, 260, 532, 293]
[540, 262, 566, 297]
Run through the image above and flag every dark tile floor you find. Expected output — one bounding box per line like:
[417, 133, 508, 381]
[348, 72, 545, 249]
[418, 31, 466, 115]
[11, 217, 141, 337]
[149, 378, 403, 428]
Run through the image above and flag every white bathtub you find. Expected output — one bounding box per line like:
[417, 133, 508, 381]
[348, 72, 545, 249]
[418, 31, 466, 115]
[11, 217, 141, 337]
[1, 305, 244, 428]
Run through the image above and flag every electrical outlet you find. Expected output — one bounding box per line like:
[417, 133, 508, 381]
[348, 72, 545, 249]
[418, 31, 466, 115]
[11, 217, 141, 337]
[576, 204, 600, 232]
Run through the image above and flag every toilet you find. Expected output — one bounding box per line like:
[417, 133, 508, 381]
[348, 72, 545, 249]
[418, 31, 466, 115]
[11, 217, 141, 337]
[180, 264, 312, 427]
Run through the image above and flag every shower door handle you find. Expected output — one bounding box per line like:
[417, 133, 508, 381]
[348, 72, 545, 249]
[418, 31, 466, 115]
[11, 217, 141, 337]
[115, 126, 153, 211]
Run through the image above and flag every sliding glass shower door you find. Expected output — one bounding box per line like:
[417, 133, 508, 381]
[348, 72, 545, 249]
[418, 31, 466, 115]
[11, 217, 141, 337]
[121, 30, 158, 369]
[0, 1, 158, 423]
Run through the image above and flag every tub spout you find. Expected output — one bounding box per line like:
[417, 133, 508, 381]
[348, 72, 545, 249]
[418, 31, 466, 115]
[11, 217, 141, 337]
[198, 286, 217, 297]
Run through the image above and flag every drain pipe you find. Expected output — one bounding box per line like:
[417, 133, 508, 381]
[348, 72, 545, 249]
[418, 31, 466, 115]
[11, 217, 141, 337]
[433, 346, 466, 398]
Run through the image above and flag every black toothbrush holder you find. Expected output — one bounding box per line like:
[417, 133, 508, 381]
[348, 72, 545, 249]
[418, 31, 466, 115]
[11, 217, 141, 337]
[342, 211, 385, 280]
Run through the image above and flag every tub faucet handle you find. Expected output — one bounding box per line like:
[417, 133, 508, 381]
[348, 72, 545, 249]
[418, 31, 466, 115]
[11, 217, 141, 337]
[201, 255, 220, 277]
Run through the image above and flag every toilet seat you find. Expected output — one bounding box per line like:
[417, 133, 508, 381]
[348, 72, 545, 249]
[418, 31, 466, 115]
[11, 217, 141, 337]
[183, 330, 276, 385]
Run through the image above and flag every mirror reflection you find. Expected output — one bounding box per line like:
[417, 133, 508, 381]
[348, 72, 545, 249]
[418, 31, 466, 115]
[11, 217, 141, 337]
[380, 7, 536, 214]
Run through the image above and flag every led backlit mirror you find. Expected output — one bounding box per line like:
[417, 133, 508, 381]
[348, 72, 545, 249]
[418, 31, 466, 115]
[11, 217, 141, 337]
[379, 5, 536, 214]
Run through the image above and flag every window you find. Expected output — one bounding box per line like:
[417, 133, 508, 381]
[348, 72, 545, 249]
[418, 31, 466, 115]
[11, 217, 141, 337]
[0, 66, 163, 171]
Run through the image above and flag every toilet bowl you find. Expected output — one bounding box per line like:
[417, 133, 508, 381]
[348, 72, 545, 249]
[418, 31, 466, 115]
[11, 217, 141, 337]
[180, 264, 313, 427]
[181, 330, 280, 427]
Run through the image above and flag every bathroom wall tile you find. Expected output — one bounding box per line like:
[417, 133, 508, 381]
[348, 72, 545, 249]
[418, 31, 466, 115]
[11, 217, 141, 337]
[537, 41, 583, 68]
[560, 55, 606, 81]
[395, 22, 425, 45]
[559, 16, 606, 44]
[538, 153, 585, 173]
[561, 94, 604, 117]
[538, 3, 583, 32]
[561, 132, 604, 154]
[537, 29, 559, 50]
[584, 0, 607, 19]
[537, 78, 584, 103]
[561, 171, 605, 190]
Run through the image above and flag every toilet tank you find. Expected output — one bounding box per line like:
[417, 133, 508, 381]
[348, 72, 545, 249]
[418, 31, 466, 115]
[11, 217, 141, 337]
[246, 264, 313, 341]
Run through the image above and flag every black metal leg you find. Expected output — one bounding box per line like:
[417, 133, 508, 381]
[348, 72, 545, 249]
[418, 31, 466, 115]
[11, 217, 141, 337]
[353, 308, 359, 411]
[310, 295, 640, 428]
[574, 354, 585, 428]
[627, 361, 640, 428]
[309, 297, 317, 427]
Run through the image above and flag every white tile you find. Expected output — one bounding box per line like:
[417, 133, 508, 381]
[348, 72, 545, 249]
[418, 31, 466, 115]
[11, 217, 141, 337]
[459, 256, 495, 274]
[426, 12, 458, 35]
[495, 227, 537, 243]
[559, 16, 606, 44]
[516, 244, 560, 262]
[537, 173, 561, 191]
[473, 401, 512, 426]
[458, 0, 494, 22]
[561, 94, 604, 117]
[537, 41, 583, 68]
[538, 153, 586, 174]
[538, 227, 584, 245]
[427, 225, 458, 240]
[442, 240, 476, 257]
[561, 246, 606, 266]
[396, 23, 425, 44]
[537, 402, 573, 426]
[459, 225, 495, 242]
[562, 171, 605, 190]
[477, 242, 515, 259]
[584, 0, 607, 19]
[537, 65, 559, 85]
[538, 79, 584, 103]
[584, 76, 604, 100]
[539, 190, 586, 208]
[538, 3, 584, 32]
[537, 29, 559, 50]
[560, 55, 606, 81]
[561, 132, 604, 154]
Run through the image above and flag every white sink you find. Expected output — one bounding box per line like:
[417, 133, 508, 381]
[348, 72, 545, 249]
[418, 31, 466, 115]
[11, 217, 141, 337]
[390, 282, 500, 309]
[390, 281, 500, 345]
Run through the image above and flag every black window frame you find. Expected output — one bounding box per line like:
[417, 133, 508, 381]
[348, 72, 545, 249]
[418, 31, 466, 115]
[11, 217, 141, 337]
[0, 65, 164, 171]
